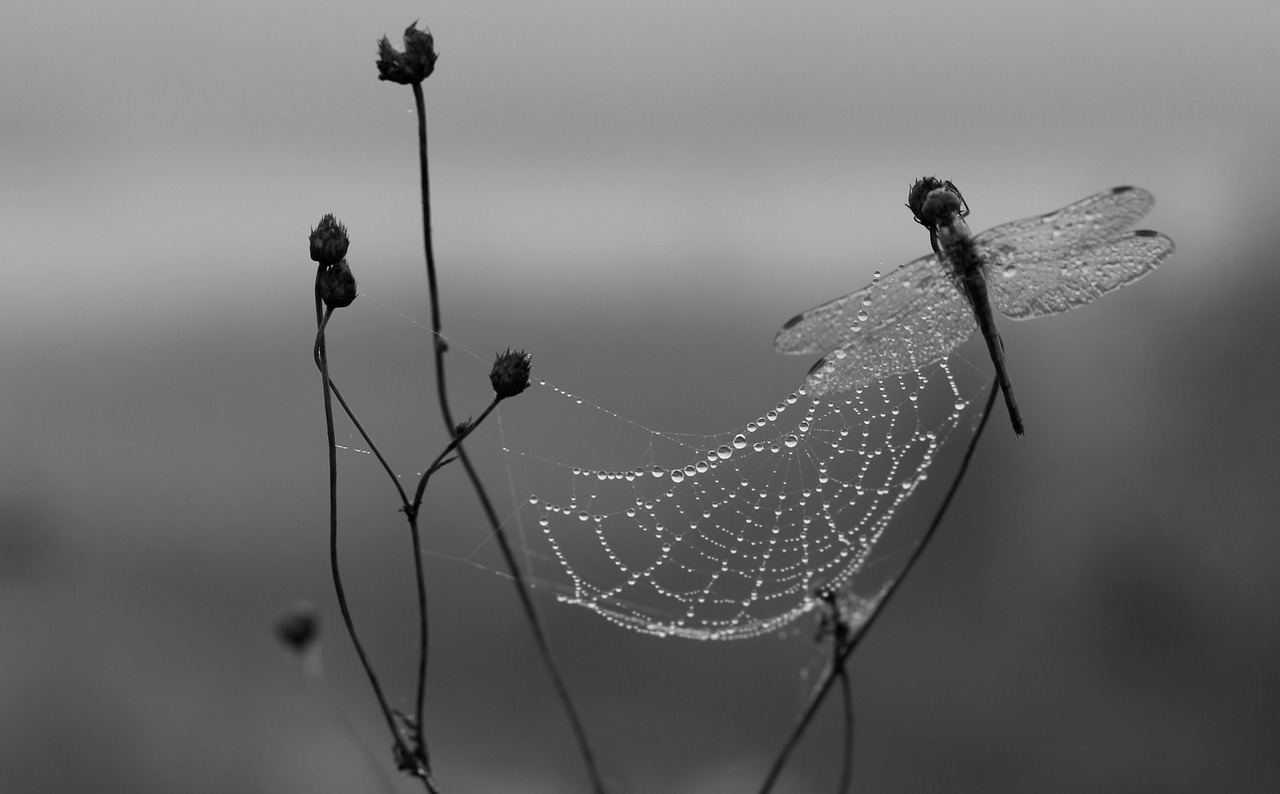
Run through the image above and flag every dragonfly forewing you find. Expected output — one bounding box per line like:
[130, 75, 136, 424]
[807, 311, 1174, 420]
[776, 254, 977, 396]
[975, 186, 1156, 256]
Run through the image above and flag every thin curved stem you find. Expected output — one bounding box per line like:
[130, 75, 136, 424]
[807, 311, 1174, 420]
[314, 295, 417, 777]
[409, 81, 605, 793]
[412, 81, 453, 434]
[314, 320, 410, 507]
[757, 379, 1000, 794]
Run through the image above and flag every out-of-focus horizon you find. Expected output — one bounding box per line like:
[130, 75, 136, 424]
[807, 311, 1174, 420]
[4, 1, 1280, 792]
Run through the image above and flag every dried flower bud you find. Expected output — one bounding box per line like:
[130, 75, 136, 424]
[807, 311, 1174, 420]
[320, 259, 358, 309]
[377, 21, 438, 85]
[276, 602, 319, 653]
[489, 348, 531, 400]
[309, 214, 349, 267]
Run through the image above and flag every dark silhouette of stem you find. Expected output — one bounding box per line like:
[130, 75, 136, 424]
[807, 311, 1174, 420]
[757, 380, 999, 794]
[314, 283, 426, 786]
[314, 317, 409, 507]
[409, 80, 605, 794]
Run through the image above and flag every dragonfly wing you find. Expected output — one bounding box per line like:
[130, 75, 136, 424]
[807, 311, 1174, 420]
[983, 229, 1175, 319]
[975, 186, 1156, 256]
[775, 254, 977, 396]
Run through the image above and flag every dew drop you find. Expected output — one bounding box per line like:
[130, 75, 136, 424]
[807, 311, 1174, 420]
[670, 469, 685, 484]
[732, 434, 747, 450]
[651, 466, 665, 478]
[784, 435, 799, 448]
[716, 444, 733, 460]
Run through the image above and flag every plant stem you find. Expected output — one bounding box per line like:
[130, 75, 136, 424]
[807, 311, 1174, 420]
[314, 321, 410, 507]
[314, 291, 421, 781]
[409, 81, 606, 794]
[756, 379, 1000, 794]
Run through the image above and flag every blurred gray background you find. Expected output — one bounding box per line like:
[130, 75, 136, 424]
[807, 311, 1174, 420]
[4, 0, 1279, 791]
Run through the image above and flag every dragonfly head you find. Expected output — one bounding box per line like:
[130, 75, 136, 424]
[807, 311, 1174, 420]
[907, 177, 969, 228]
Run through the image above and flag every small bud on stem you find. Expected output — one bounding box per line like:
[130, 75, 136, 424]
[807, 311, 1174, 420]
[320, 260, 358, 309]
[377, 22, 438, 85]
[309, 214, 350, 267]
[277, 602, 319, 653]
[489, 349, 532, 400]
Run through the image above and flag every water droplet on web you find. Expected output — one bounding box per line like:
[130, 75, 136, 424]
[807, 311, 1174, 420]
[491, 352, 987, 640]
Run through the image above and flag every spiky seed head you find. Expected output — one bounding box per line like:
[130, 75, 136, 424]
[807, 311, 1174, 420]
[377, 21, 438, 84]
[309, 214, 349, 267]
[320, 260, 358, 309]
[489, 348, 532, 400]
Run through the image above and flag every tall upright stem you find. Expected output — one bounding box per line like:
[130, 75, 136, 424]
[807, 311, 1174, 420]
[409, 81, 605, 794]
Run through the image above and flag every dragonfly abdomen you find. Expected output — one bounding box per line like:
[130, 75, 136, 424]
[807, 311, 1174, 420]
[938, 222, 1027, 436]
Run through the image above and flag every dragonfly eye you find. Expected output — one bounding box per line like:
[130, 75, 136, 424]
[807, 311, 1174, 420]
[916, 188, 964, 227]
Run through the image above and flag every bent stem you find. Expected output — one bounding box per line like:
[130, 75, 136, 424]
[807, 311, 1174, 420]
[406, 396, 500, 756]
[756, 379, 1000, 794]
[409, 80, 606, 794]
[314, 290, 425, 785]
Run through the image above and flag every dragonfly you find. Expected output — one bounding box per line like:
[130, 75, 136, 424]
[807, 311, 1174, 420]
[775, 178, 1175, 435]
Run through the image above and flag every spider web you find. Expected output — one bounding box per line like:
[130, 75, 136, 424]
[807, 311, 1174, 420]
[486, 355, 990, 641]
